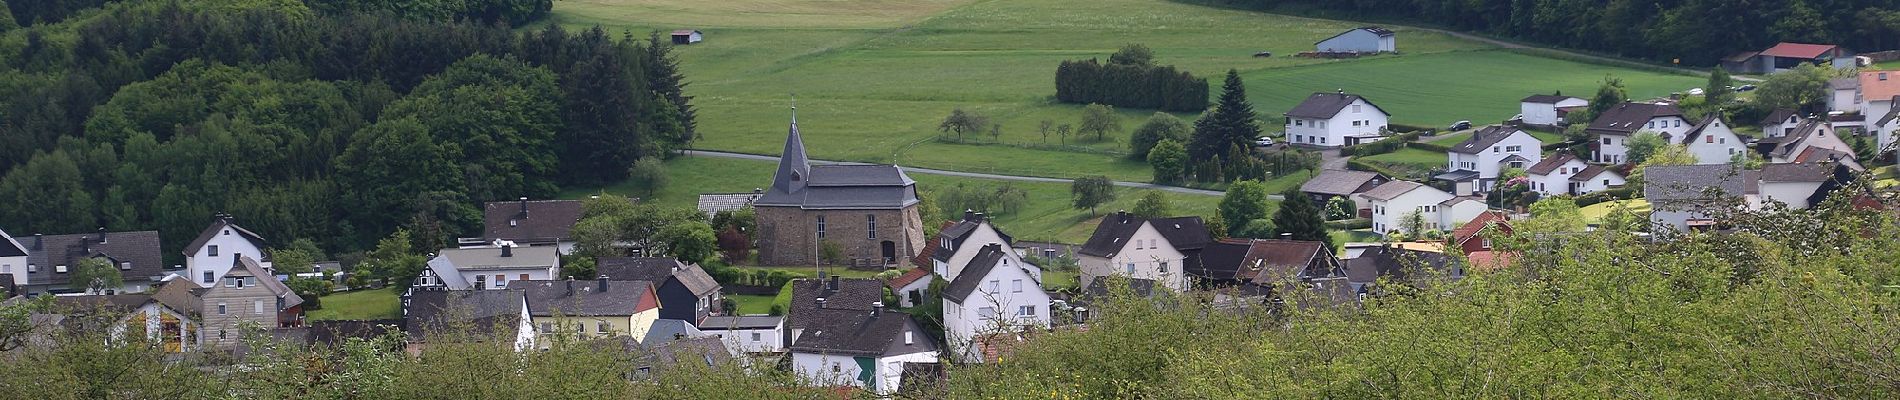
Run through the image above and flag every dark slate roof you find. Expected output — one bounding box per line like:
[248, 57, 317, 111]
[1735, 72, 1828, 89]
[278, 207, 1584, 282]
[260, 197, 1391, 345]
[1232, 240, 1333, 285]
[699, 315, 783, 330]
[517, 280, 657, 317]
[638, 335, 734, 370]
[24, 230, 165, 287]
[942, 244, 1020, 303]
[642, 319, 707, 344]
[1586, 102, 1683, 136]
[595, 257, 720, 296]
[1520, 94, 1579, 104]
[483, 199, 585, 244]
[402, 289, 526, 342]
[182, 215, 266, 257]
[1450, 125, 1528, 154]
[1314, 26, 1395, 44]
[1643, 164, 1749, 204]
[933, 217, 1014, 263]
[1359, 180, 1425, 201]
[1432, 169, 1481, 183]
[789, 308, 931, 356]
[1759, 109, 1799, 126]
[1343, 246, 1454, 286]
[1680, 115, 1728, 143]
[754, 120, 918, 210]
[788, 277, 888, 330]
[1084, 276, 1156, 298]
[1190, 240, 1250, 281]
[807, 165, 916, 187]
[1568, 165, 1618, 182]
[0, 229, 25, 257]
[1758, 163, 1835, 182]
[1300, 170, 1386, 196]
[45, 294, 154, 314]
[1880, 96, 1900, 126]
[1078, 213, 1210, 257]
[1285, 92, 1387, 119]
[1526, 153, 1579, 175]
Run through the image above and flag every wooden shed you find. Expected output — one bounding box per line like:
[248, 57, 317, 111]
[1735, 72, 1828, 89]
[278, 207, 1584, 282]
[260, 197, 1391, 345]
[671, 29, 703, 45]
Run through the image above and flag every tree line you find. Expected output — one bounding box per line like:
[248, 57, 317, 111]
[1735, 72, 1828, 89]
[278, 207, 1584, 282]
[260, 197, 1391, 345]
[0, 0, 695, 260]
[1055, 44, 1209, 112]
[1189, 0, 1900, 66]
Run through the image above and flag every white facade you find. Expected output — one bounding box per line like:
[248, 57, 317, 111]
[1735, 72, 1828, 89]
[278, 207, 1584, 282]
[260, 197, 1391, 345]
[1771, 122, 1855, 164]
[1368, 185, 1456, 235]
[1527, 157, 1589, 196]
[1599, 116, 1690, 164]
[1875, 116, 1900, 163]
[1764, 114, 1803, 138]
[942, 253, 1051, 363]
[1830, 85, 1859, 113]
[1681, 118, 1747, 165]
[1759, 180, 1827, 209]
[791, 350, 938, 394]
[1285, 98, 1389, 148]
[890, 273, 933, 308]
[1315, 28, 1395, 53]
[185, 224, 268, 288]
[1435, 200, 1488, 233]
[704, 320, 785, 354]
[932, 223, 1010, 281]
[1520, 97, 1587, 126]
[1447, 129, 1542, 186]
[419, 246, 560, 291]
[1078, 222, 1188, 291]
[1572, 170, 1627, 194]
[0, 230, 23, 287]
[1869, 98, 1895, 149]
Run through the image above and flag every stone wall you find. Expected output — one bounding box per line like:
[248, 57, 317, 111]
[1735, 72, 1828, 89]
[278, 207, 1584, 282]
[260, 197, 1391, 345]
[756, 205, 923, 267]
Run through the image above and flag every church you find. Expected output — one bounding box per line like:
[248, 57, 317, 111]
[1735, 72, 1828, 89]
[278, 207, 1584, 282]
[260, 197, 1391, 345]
[754, 113, 925, 267]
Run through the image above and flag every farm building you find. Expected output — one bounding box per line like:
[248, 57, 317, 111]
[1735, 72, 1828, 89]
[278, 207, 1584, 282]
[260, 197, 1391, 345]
[1315, 27, 1395, 53]
[1518, 94, 1587, 126]
[671, 30, 703, 45]
[1722, 42, 1855, 74]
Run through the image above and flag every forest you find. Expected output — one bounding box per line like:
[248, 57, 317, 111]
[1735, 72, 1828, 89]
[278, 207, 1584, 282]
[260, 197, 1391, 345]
[1191, 0, 1900, 66]
[0, 0, 695, 259]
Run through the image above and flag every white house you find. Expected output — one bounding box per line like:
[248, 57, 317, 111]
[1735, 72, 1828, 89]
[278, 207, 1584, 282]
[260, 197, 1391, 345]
[1443, 125, 1542, 193]
[1646, 163, 1843, 232]
[699, 315, 785, 354]
[416, 245, 560, 290]
[1859, 70, 1900, 145]
[1760, 119, 1862, 171]
[1586, 102, 1689, 164]
[788, 306, 937, 395]
[885, 268, 933, 308]
[1829, 77, 1860, 113]
[1525, 153, 1590, 196]
[1519, 94, 1587, 126]
[1875, 106, 1900, 163]
[1315, 26, 1395, 53]
[1284, 91, 1391, 148]
[0, 229, 26, 288]
[1679, 115, 1748, 165]
[930, 211, 1019, 282]
[670, 29, 703, 45]
[183, 214, 270, 288]
[941, 244, 1050, 363]
[1569, 165, 1626, 194]
[1760, 109, 1802, 138]
[1077, 214, 1210, 292]
[1361, 181, 1479, 235]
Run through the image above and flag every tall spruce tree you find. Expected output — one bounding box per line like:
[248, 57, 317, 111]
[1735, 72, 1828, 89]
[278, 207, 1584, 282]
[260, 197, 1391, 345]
[1189, 69, 1260, 162]
[1272, 187, 1331, 249]
[1705, 66, 1734, 106]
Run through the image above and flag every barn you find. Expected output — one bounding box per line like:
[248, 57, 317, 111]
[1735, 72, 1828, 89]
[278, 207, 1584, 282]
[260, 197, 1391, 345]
[1315, 26, 1395, 53]
[671, 29, 703, 45]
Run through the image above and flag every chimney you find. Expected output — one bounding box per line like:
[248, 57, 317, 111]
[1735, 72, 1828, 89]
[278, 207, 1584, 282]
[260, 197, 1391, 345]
[816, 297, 827, 309]
[96, 227, 107, 244]
[963, 209, 975, 221]
[973, 212, 985, 222]
[500, 244, 513, 257]
[827, 275, 840, 291]
[871, 301, 884, 317]
[32, 233, 42, 250]
[518, 197, 530, 218]
[598, 275, 609, 293]
[1280, 233, 1292, 240]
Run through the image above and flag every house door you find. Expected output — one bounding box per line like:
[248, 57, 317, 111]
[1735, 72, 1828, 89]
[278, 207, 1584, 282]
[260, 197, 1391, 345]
[880, 241, 896, 264]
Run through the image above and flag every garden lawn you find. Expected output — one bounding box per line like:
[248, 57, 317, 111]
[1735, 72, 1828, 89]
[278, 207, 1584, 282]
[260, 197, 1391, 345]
[1429, 128, 1567, 147]
[1581, 199, 1651, 223]
[728, 294, 777, 315]
[1359, 147, 1446, 168]
[307, 290, 402, 321]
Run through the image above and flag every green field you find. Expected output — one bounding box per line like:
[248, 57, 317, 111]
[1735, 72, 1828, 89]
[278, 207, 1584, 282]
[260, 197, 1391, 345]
[1581, 199, 1651, 223]
[543, 0, 1702, 181]
[728, 294, 777, 315]
[307, 290, 402, 321]
[1428, 128, 1567, 148]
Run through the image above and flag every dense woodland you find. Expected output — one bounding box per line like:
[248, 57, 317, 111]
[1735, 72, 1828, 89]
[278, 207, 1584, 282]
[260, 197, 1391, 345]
[1193, 0, 1900, 65]
[0, 0, 695, 259]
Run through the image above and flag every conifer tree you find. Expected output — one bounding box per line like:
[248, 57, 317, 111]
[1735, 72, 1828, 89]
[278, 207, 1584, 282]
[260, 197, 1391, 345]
[1189, 70, 1260, 162]
[1272, 187, 1331, 249]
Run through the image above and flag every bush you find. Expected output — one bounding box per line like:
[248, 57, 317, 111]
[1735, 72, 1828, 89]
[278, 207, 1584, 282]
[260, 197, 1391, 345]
[1387, 123, 1434, 134]
[1324, 218, 1372, 230]
[1056, 58, 1209, 112]
[1408, 141, 1453, 153]
[1338, 130, 1426, 157]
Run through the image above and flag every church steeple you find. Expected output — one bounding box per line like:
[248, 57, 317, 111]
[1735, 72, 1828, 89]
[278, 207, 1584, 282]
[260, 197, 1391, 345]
[770, 96, 811, 195]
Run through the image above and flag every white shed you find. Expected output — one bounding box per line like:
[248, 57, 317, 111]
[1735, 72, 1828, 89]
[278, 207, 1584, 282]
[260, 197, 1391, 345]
[1518, 94, 1587, 126]
[1315, 27, 1395, 53]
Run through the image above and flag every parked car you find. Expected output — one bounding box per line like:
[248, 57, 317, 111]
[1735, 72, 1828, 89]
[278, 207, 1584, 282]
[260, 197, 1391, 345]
[1254, 136, 1276, 146]
[1252, 51, 1272, 58]
[1736, 84, 1757, 92]
[1449, 120, 1472, 131]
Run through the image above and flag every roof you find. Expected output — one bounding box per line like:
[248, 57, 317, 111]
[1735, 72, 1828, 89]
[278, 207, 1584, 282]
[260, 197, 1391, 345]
[483, 199, 585, 244]
[1758, 163, 1835, 182]
[1300, 170, 1386, 196]
[1450, 210, 1509, 244]
[670, 29, 700, 35]
[699, 315, 783, 330]
[1314, 26, 1394, 44]
[1587, 102, 1683, 135]
[1643, 164, 1749, 203]
[1861, 71, 1900, 106]
[182, 215, 266, 257]
[696, 193, 761, 217]
[0, 229, 25, 257]
[517, 279, 657, 317]
[911, 220, 956, 268]
[23, 230, 166, 288]
[1568, 165, 1618, 182]
[1520, 94, 1581, 104]
[1829, 77, 1859, 90]
[1723, 51, 1759, 63]
[435, 246, 559, 271]
[933, 217, 1014, 263]
[1285, 92, 1387, 119]
[1880, 97, 1900, 126]
[1359, 180, 1424, 201]
[150, 278, 200, 314]
[642, 319, 707, 344]
[1759, 42, 1841, 59]
[45, 294, 155, 315]
[1759, 109, 1798, 126]
[1440, 196, 1479, 207]
[789, 308, 930, 356]
[1794, 147, 1857, 165]
[1342, 245, 1454, 285]
[295, 320, 403, 347]
[1432, 169, 1481, 183]
[595, 257, 720, 296]
[637, 336, 733, 371]
[787, 277, 887, 330]
[885, 267, 931, 291]
[1680, 115, 1731, 144]
[402, 289, 527, 342]
[943, 244, 1035, 303]
[1526, 153, 1580, 175]
[1077, 214, 1210, 257]
[1084, 276, 1155, 298]
[1769, 119, 1834, 158]
[231, 256, 305, 308]
[1225, 239, 1332, 285]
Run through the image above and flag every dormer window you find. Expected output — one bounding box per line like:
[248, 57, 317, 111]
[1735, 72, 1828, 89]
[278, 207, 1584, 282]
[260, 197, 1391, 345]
[55, 265, 67, 273]
[509, 219, 518, 227]
[119, 262, 131, 270]
[27, 264, 36, 273]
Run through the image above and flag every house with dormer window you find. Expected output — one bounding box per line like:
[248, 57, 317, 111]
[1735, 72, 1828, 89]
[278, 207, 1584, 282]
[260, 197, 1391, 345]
[184, 214, 270, 288]
[941, 243, 1049, 363]
[1588, 102, 1689, 164]
[1077, 213, 1210, 292]
[1284, 91, 1391, 147]
[1440, 125, 1541, 195]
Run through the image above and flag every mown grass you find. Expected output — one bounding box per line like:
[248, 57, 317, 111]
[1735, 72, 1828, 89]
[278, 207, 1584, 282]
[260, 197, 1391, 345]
[308, 290, 402, 321]
[728, 294, 777, 315]
[1581, 199, 1651, 223]
[1427, 128, 1569, 149]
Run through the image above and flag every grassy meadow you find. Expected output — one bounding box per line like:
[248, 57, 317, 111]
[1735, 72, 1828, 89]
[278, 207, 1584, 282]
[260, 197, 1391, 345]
[308, 290, 402, 321]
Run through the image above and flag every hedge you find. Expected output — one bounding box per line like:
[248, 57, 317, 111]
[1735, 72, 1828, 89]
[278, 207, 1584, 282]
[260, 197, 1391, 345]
[1346, 158, 1405, 178]
[1408, 141, 1453, 153]
[1325, 218, 1372, 230]
[1339, 130, 1427, 157]
[1574, 186, 1639, 207]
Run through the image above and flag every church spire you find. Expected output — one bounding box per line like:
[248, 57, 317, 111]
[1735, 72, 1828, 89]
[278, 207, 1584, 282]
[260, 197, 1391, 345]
[770, 95, 811, 195]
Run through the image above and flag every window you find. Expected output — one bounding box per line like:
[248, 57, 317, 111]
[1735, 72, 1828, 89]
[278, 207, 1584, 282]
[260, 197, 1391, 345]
[988, 280, 999, 293]
[1352, 120, 1361, 127]
[1510, 161, 1525, 169]
[598, 322, 610, 334]
[1603, 138, 1612, 145]
[1125, 263, 1135, 274]
[541, 322, 553, 332]
[54, 265, 66, 273]
[1012, 279, 1023, 293]
[1646, 121, 1654, 129]
[1603, 179, 1611, 186]
[520, 273, 529, 281]
[1295, 119, 1303, 127]
[495, 274, 507, 287]
[1505, 145, 1521, 153]
[208, 245, 219, 257]
[202, 271, 213, 283]
[225, 277, 236, 288]
[1705, 135, 1714, 143]
[1728, 148, 1736, 155]
[1320, 137, 1327, 144]
[223, 229, 230, 236]
[217, 303, 227, 315]
[1318, 121, 1326, 129]
[27, 264, 35, 273]
[1159, 262, 1169, 273]
[475, 274, 486, 289]
[1482, 238, 1492, 249]
[815, 215, 826, 238]
[751, 332, 762, 342]
[866, 215, 877, 239]
[832, 363, 841, 373]
[904, 331, 915, 345]
[1019, 305, 1036, 316]
[1492, 146, 1500, 153]
[978, 307, 995, 318]
[1674, 120, 1681, 127]
[254, 300, 264, 315]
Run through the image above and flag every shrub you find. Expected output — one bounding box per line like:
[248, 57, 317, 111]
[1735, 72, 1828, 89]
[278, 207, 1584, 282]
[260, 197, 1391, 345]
[1324, 218, 1372, 230]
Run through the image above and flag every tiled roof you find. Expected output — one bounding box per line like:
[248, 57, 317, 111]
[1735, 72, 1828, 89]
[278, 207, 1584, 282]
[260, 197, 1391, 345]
[1084, 276, 1155, 298]
[699, 315, 783, 330]
[1358, 180, 1423, 201]
[1285, 92, 1386, 119]
[1680, 115, 1729, 144]
[1520, 94, 1580, 104]
[1526, 153, 1579, 175]
[1225, 239, 1332, 285]
[1078, 214, 1209, 257]
[911, 221, 956, 268]
[942, 244, 1035, 303]
[1586, 102, 1683, 136]
[1758, 109, 1798, 127]
[1450, 210, 1509, 245]
[787, 277, 887, 330]
[596, 257, 720, 296]
[1643, 164, 1749, 204]
[933, 218, 1013, 263]
[435, 246, 559, 271]
[885, 267, 931, 291]
[696, 193, 762, 217]
[1300, 170, 1385, 196]
[402, 289, 526, 342]
[0, 229, 25, 257]
[183, 216, 266, 257]
[1862, 71, 1900, 105]
[1879, 97, 1900, 126]
[643, 319, 707, 344]
[1759, 42, 1840, 59]
[24, 230, 166, 288]
[1342, 245, 1453, 285]
[483, 199, 586, 244]
[1758, 163, 1835, 182]
[516, 279, 658, 317]
[1568, 165, 1618, 182]
[788, 308, 930, 356]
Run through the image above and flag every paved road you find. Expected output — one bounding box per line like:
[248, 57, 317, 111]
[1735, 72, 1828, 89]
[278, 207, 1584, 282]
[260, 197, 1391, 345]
[682, 149, 1257, 198]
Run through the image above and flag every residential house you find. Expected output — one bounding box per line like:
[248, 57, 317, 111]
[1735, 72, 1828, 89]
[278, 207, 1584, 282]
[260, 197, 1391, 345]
[1680, 115, 1748, 164]
[184, 214, 269, 288]
[1568, 165, 1626, 194]
[21, 229, 164, 295]
[1642, 163, 1856, 233]
[0, 229, 23, 288]
[196, 256, 304, 348]
[1442, 125, 1542, 194]
[517, 278, 662, 343]
[482, 198, 585, 254]
[699, 315, 786, 354]
[1519, 94, 1588, 126]
[1755, 119, 1863, 171]
[1314, 26, 1395, 53]
[1525, 152, 1590, 196]
[596, 257, 722, 325]
[1448, 211, 1513, 271]
[642, 319, 710, 345]
[1587, 102, 1689, 164]
[788, 305, 938, 394]
[624, 335, 735, 380]
[1077, 213, 1210, 292]
[1863, 70, 1900, 150]
[696, 191, 762, 218]
[754, 115, 925, 267]
[1875, 98, 1900, 163]
[417, 245, 560, 290]
[1190, 238, 1341, 295]
[930, 211, 1019, 281]
[1284, 91, 1391, 147]
[401, 288, 535, 353]
[31, 293, 200, 352]
[1756, 162, 1848, 210]
[941, 244, 1050, 363]
[1299, 169, 1389, 212]
[1342, 244, 1458, 294]
[786, 276, 886, 343]
[1361, 181, 1483, 235]
[1723, 42, 1856, 74]
[1760, 109, 1803, 138]
[1829, 77, 1860, 113]
[885, 267, 932, 308]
